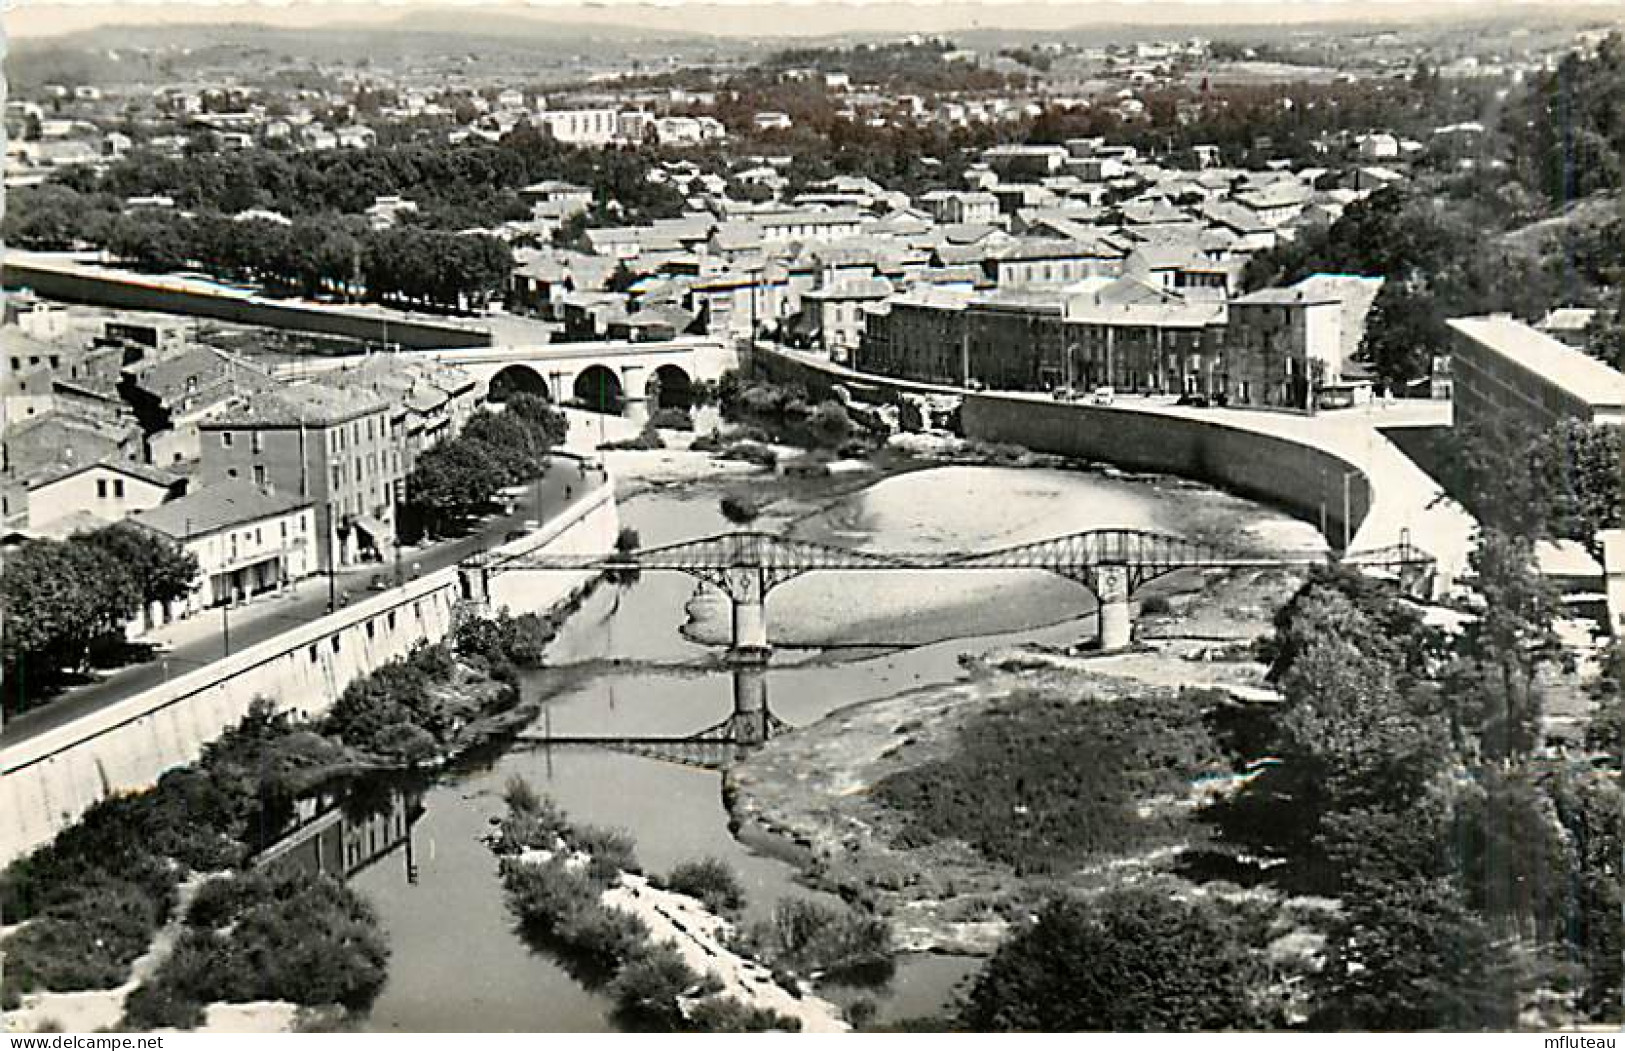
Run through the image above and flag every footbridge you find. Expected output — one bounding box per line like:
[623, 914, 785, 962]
[462, 528, 1435, 655]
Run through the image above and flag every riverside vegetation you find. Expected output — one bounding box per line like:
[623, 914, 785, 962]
[0, 607, 560, 1027]
[949, 559, 1620, 1031]
[492, 778, 888, 1031]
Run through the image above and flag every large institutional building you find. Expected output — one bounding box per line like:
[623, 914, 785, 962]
[1447, 315, 1625, 435]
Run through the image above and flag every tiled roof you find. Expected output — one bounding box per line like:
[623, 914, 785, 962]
[28, 458, 182, 492]
[201, 382, 388, 429]
[131, 479, 312, 539]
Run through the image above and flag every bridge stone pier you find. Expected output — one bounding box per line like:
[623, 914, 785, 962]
[1092, 565, 1133, 651]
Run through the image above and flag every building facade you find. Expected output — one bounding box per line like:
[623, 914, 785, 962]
[130, 480, 317, 616]
[198, 385, 402, 572]
[1448, 315, 1625, 437]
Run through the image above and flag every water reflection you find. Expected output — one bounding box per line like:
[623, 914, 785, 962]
[256, 778, 427, 885]
[521, 663, 788, 768]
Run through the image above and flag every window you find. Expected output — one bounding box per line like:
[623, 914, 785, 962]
[28, 356, 39, 367]
[221, 431, 233, 448]
[227, 468, 239, 479]
[97, 479, 108, 498]
[48, 356, 59, 369]
[251, 432, 262, 454]
[253, 465, 266, 486]
[281, 521, 288, 539]
[331, 465, 342, 489]
[113, 479, 124, 498]
[8, 358, 17, 371]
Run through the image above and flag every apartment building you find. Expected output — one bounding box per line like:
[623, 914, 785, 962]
[1447, 315, 1625, 436]
[198, 384, 402, 572]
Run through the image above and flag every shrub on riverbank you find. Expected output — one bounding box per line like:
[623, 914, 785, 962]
[599, 424, 667, 451]
[871, 687, 1224, 875]
[719, 440, 779, 468]
[454, 610, 556, 682]
[960, 887, 1267, 1031]
[663, 858, 747, 917]
[123, 870, 389, 1030]
[609, 943, 703, 1029]
[496, 780, 841, 1030]
[501, 852, 650, 979]
[1, 877, 167, 1007]
[322, 628, 543, 764]
[4, 605, 550, 1020]
[740, 898, 892, 983]
[649, 408, 695, 431]
[0, 700, 359, 1009]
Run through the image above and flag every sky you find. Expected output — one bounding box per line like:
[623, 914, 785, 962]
[5, 0, 1622, 40]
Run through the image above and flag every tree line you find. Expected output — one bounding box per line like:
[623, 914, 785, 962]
[402, 393, 570, 537]
[953, 416, 1620, 1031]
[2, 522, 198, 716]
[48, 122, 686, 230]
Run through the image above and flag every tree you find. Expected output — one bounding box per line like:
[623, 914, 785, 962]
[405, 439, 504, 530]
[961, 888, 1264, 1031]
[1452, 531, 1561, 761]
[83, 523, 199, 613]
[1312, 877, 1527, 1031]
[1526, 419, 1624, 555]
[720, 493, 762, 525]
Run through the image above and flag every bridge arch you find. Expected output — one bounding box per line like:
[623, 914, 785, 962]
[573, 364, 624, 414]
[488, 363, 551, 403]
[650, 364, 695, 410]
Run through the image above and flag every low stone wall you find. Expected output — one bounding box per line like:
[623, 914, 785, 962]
[3, 258, 492, 349]
[0, 486, 617, 865]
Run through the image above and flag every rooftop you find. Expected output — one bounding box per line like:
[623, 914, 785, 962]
[201, 382, 389, 429]
[131, 479, 312, 540]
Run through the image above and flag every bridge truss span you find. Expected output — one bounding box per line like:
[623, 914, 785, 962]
[467, 527, 1437, 652]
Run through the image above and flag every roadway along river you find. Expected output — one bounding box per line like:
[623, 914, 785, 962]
[351, 458, 1326, 1032]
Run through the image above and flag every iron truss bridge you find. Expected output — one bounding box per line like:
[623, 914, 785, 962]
[470, 528, 1436, 598]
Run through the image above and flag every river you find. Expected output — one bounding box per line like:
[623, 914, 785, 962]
[351, 459, 1326, 1032]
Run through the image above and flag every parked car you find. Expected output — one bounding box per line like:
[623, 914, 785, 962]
[1051, 386, 1077, 401]
[1177, 392, 1211, 408]
[1091, 386, 1116, 406]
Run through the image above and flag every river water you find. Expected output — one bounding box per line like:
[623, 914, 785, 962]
[352, 461, 1325, 1032]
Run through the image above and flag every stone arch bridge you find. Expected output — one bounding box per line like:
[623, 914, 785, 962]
[400, 337, 738, 424]
[462, 528, 1435, 655]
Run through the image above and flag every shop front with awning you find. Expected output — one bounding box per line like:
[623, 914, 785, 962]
[350, 513, 391, 561]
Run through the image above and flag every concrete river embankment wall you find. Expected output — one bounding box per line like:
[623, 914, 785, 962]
[962, 396, 1372, 551]
[0, 486, 618, 865]
[751, 344, 1373, 549]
